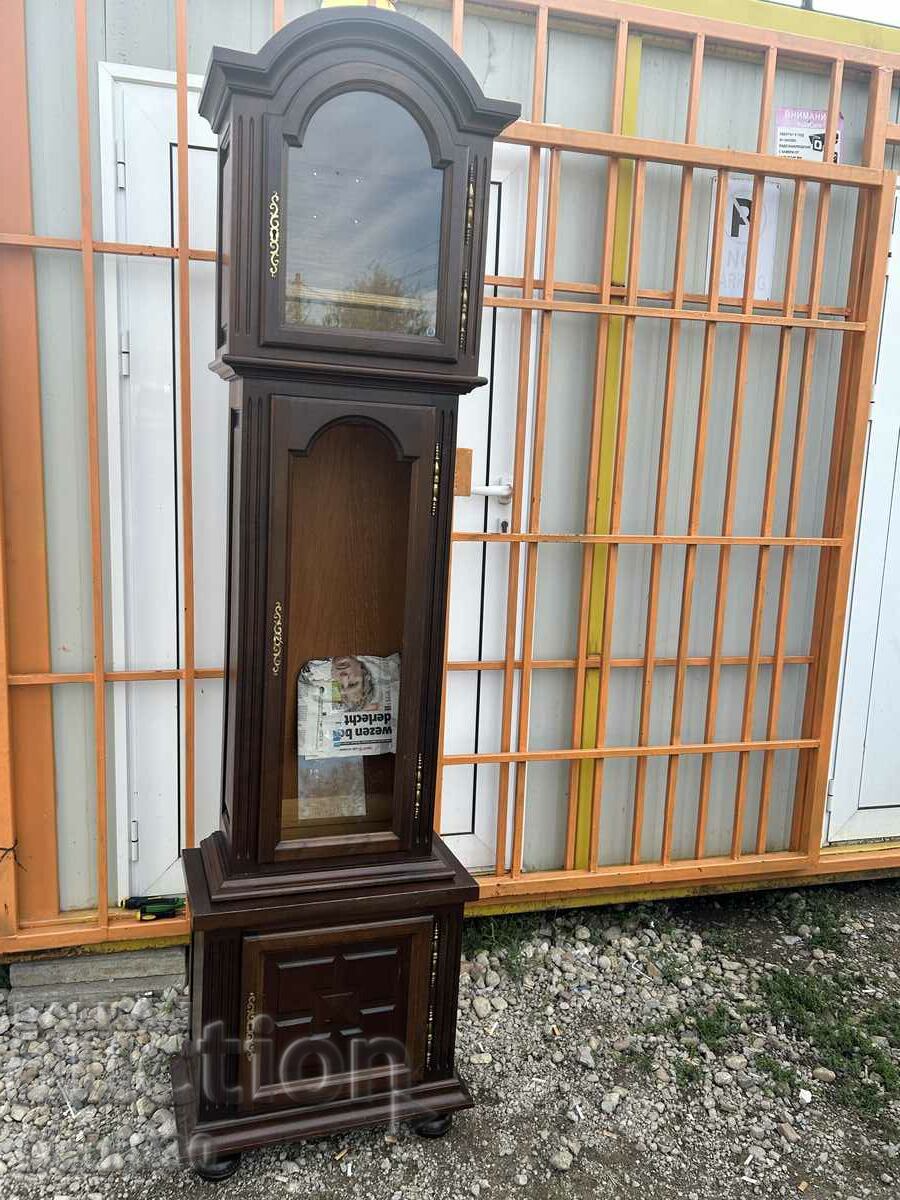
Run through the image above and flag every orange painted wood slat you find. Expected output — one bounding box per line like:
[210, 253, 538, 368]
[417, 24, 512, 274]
[789, 57, 880, 849]
[665, 165, 730, 852]
[493, 4, 547, 877]
[0, 233, 215, 260]
[508, 4, 551, 878]
[483, 292, 861, 329]
[474, 849, 809, 899]
[444, 737, 819, 767]
[798, 176, 895, 863]
[9, 668, 223, 686]
[0, 235, 853, 320]
[451, 0, 464, 54]
[692, 158, 775, 858]
[175, 0, 197, 851]
[862, 67, 893, 169]
[0, 914, 191, 955]
[757, 46, 777, 154]
[511, 143, 559, 878]
[447, 653, 814, 672]
[756, 177, 812, 854]
[731, 176, 806, 858]
[590, 157, 647, 871]
[5, 654, 815, 683]
[76, 0, 108, 925]
[483, 272, 851, 318]
[501, 121, 883, 187]
[0, 0, 60, 929]
[496, 0, 900, 70]
[645, 41, 702, 865]
[451, 532, 841, 546]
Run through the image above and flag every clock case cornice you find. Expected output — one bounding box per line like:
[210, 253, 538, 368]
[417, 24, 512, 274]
[198, 7, 520, 142]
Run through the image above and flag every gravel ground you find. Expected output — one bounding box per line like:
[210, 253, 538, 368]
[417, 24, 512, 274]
[2, 879, 900, 1199]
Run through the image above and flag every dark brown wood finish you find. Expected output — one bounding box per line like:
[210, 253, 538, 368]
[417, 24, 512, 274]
[216, 377, 458, 879]
[179, 8, 518, 1176]
[239, 917, 433, 1109]
[200, 7, 517, 389]
[260, 394, 439, 865]
[178, 836, 477, 1155]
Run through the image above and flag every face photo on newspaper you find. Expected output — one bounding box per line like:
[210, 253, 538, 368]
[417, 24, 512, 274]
[298, 653, 400, 759]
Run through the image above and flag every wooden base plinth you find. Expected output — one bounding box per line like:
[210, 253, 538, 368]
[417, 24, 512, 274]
[171, 1047, 472, 1168]
[175, 835, 476, 1171]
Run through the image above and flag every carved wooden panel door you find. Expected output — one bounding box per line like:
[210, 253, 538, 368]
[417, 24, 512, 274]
[239, 917, 433, 1109]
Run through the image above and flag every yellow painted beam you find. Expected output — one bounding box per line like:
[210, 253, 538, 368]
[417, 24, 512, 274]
[322, 0, 396, 9]
[620, 0, 900, 58]
[573, 33, 643, 869]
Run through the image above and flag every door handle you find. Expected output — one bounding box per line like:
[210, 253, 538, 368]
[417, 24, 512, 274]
[453, 449, 513, 504]
[470, 477, 513, 504]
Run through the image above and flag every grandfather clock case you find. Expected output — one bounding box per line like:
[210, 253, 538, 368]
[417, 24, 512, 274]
[171, 9, 519, 1179]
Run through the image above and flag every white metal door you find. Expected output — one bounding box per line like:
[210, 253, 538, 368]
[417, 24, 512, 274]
[99, 64, 223, 898]
[828, 186, 900, 844]
[439, 144, 532, 871]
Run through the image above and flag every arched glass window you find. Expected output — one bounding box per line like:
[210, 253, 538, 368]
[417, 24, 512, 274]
[283, 90, 443, 337]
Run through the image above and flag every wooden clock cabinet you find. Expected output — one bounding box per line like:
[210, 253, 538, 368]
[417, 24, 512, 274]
[170, 7, 518, 1179]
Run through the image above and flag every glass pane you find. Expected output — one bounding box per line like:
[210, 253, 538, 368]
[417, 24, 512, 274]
[42, 249, 92, 674]
[280, 422, 410, 844]
[284, 91, 442, 337]
[51, 685, 97, 911]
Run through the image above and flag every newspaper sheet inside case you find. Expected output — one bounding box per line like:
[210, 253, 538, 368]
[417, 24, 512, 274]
[296, 653, 400, 821]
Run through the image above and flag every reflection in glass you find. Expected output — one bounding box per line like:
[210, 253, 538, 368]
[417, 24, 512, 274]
[283, 90, 442, 337]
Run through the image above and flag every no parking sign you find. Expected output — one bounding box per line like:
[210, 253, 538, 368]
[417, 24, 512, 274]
[707, 175, 781, 302]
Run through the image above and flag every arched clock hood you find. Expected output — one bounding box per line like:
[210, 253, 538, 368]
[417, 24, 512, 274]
[199, 6, 520, 389]
[199, 7, 520, 139]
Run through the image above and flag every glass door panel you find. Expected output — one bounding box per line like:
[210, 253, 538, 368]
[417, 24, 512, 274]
[279, 422, 410, 844]
[283, 91, 443, 338]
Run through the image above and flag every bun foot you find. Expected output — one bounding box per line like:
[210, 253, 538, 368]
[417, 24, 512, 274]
[414, 1112, 453, 1138]
[193, 1152, 242, 1182]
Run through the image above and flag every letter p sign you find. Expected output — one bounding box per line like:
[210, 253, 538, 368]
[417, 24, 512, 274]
[729, 196, 752, 241]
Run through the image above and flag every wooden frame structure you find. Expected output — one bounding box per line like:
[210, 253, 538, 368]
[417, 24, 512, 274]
[1, 0, 899, 951]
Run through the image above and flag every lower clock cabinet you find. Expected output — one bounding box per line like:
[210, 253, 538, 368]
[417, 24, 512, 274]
[171, 868, 474, 1174]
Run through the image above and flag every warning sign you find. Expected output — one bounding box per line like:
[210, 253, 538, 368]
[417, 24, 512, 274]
[707, 175, 781, 303]
[775, 107, 843, 164]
